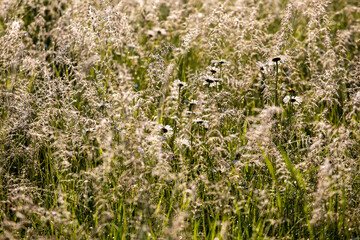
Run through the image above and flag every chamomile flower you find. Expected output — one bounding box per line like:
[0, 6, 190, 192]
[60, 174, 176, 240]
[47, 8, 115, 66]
[260, 55, 288, 73]
[173, 79, 187, 88]
[200, 75, 216, 84]
[211, 59, 231, 66]
[272, 56, 281, 62]
[158, 124, 174, 137]
[283, 96, 302, 105]
[146, 27, 167, 39]
[193, 118, 209, 129]
[153, 27, 167, 36]
[201, 75, 223, 87]
[271, 55, 287, 63]
[193, 118, 205, 124]
[207, 66, 220, 75]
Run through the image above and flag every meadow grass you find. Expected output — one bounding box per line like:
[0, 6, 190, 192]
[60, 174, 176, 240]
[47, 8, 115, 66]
[0, 0, 360, 239]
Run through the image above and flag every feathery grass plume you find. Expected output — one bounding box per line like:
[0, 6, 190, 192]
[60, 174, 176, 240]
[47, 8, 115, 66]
[0, 0, 359, 238]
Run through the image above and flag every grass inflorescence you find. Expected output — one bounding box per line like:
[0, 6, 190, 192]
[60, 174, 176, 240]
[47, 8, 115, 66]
[0, 0, 360, 239]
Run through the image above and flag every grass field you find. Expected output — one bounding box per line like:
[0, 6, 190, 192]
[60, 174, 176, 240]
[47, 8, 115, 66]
[0, 0, 360, 239]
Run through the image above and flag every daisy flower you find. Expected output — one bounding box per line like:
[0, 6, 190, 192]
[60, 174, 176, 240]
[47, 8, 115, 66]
[271, 55, 287, 63]
[173, 79, 187, 88]
[211, 59, 231, 66]
[283, 96, 302, 105]
[158, 124, 174, 137]
[207, 66, 220, 75]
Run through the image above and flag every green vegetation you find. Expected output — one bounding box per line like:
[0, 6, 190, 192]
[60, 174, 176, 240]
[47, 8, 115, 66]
[0, 0, 359, 239]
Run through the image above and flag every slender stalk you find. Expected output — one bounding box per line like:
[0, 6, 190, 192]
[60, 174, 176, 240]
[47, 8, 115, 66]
[178, 86, 181, 113]
[275, 61, 279, 106]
